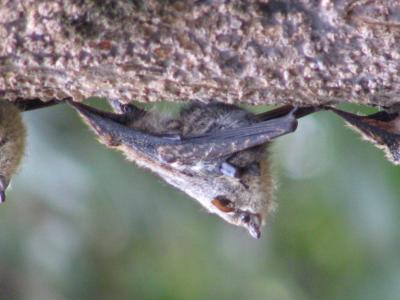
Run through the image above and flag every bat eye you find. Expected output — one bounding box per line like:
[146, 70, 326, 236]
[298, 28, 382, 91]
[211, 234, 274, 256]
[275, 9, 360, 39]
[212, 196, 235, 213]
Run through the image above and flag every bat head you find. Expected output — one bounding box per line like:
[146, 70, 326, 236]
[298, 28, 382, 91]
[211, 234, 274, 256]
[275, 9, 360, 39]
[212, 194, 263, 238]
[209, 159, 274, 239]
[166, 158, 275, 239]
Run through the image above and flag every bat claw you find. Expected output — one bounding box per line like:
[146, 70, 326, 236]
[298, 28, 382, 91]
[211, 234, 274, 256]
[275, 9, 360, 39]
[109, 100, 145, 121]
[0, 191, 5, 204]
[0, 175, 8, 204]
[289, 105, 299, 116]
[109, 99, 125, 113]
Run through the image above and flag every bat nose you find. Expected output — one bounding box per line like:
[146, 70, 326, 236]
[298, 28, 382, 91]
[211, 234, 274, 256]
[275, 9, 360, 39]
[0, 191, 5, 203]
[248, 223, 261, 239]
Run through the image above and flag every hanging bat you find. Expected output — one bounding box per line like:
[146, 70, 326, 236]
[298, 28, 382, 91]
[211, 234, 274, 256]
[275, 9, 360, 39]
[0, 98, 62, 203]
[329, 105, 400, 165]
[68, 99, 318, 239]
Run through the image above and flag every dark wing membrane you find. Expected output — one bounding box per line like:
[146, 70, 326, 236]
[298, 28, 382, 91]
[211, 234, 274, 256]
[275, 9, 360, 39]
[68, 101, 172, 158]
[330, 108, 397, 143]
[69, 101, 298, 164]
[14, 98, 65, 111]
[157, 113, 298, 164]
[330, 107, 400, 163]
[255, 105, 319, 121]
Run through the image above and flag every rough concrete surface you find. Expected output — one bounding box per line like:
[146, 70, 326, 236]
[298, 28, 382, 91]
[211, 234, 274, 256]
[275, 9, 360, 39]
[1, 0, 399, 106]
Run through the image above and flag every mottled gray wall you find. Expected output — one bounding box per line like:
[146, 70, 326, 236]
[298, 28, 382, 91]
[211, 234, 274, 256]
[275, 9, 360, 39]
[1, 0, 399, 106]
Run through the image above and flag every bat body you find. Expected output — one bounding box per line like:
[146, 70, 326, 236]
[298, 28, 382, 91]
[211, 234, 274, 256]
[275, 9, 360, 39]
[0, 101, 26, 203]
[0, 99, 62, 203]
[70, 100, 317, 238]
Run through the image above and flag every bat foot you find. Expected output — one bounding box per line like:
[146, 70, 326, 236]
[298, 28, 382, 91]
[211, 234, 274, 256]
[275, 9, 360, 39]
[220, 162, 241, 178]
[109, 100, 145, 118]
[220, 162, 261, 178]
[109, 99, 126, 113]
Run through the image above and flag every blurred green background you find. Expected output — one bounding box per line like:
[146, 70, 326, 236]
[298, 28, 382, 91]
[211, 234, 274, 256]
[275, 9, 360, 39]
[1, 100, 400, 300]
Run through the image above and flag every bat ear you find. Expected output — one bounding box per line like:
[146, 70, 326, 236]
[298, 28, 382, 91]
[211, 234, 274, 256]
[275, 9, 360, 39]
[211, 196, 235, 213]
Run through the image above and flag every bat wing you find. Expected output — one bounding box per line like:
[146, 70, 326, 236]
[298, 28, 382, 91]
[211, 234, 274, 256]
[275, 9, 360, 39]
[69, 101, 298, 164]
[68, 101, 168, 158]
[330, 107, 399, 142]
[157, 114, 298, 163]
[13, 98, 66, 111]
[330, 107, 400, 164]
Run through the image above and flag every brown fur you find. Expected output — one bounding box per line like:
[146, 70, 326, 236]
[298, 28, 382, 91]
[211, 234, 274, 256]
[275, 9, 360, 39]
[0, 101, 26, 186]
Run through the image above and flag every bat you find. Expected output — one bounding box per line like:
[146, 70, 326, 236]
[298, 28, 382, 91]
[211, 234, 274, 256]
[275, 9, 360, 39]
[68, 100, 319, 239]
[0, 98, 63, 203]
[329, 105, 400, 165]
